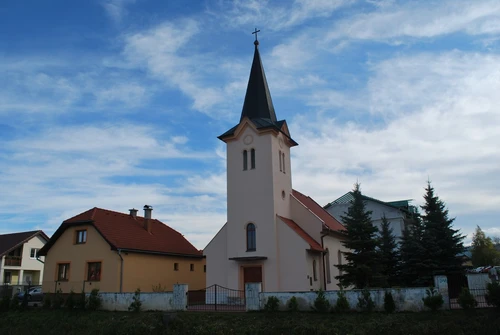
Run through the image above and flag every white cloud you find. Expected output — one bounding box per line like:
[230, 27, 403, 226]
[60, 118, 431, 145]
[327, 0, 500, 42]
[290, 51, 500, 238]
[102, 0, 136, 23]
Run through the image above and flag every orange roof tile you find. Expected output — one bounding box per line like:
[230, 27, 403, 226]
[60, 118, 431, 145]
[278, 216, 324, 252]
[292, 189, 345, 232]
[39, 207, 202, 257]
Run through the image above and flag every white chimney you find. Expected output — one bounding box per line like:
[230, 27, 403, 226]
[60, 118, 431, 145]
[129, 208, 138, 217]
[143, 205, 152, 219]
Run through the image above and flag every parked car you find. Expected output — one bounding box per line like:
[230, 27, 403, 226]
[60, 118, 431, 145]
[17, 286, 44, 302]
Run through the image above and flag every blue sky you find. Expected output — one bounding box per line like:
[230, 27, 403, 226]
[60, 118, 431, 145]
[1, 0, 500, 249]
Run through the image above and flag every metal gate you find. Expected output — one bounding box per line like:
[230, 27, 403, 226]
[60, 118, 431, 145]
[187, 284, 245, 311]
[447, 273, 468, 309]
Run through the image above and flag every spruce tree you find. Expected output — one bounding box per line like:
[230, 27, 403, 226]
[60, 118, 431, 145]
[471, 226, 499, 266]
[379, 214, 400, 287]
[399, 210, 429, 286]
[420, 182, 465, 276]
[336, 183, 381, 288]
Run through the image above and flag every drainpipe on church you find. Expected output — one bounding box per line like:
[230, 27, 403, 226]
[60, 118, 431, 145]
[117, 249, 124, 293]
[320, 231, 328, 291]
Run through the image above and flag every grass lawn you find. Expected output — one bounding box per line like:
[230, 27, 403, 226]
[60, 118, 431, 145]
[0, 309, 499, 335]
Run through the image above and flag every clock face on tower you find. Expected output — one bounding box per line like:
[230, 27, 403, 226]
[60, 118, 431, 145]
[244, 135, 253, 145]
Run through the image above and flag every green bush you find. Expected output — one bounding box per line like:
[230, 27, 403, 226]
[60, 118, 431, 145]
[76, 290, 86, 309]
[357, 289, 375, 312]
[335, 290, 350, 313]
[152, 283, 167, 292]
[312, 289, 330, 313]
[422, 288, 444, 311]
[87, 289, 102, 311]
[384, 291, 396, 313]
[0, 295, 11, 312]
[458, 287, 477, 310]
[486, 281, 500, 308]
[287, 296, 299, 312]
[42, 292, 52, 309]
[128, 289, 142, 312]
[65, 290, 76, 310]
[9, 294, 20, 311]
[52, 289, 64, 309]
[264, 296, 280, 312]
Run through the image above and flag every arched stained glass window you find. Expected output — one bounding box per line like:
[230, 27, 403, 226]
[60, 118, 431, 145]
[250, 149, 256, 169]
[243, 150, 248, 170]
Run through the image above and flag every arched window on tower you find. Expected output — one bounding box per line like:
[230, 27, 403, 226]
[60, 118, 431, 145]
[250, 149, 256, 169]
[313, 259, 317, 281]
[279, 150, 282, 172]
[243, 150, 248, 170]
[282, 153, 286, 173]
[246, 223, 256, 251]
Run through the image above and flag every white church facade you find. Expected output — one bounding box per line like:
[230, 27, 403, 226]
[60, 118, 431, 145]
[204, 38, 347, 292]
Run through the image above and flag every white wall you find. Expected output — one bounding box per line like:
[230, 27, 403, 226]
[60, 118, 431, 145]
[204, 224, 228, 288]
[323, 235, 348, 290]
[261, 287, 431, 312]
[100, 292, 174, 311]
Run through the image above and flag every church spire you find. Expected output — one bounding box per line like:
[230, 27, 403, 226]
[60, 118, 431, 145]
[240, 30, 277, 122]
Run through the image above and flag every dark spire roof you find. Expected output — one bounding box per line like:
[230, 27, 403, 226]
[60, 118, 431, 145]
[240, 40, 277, 123]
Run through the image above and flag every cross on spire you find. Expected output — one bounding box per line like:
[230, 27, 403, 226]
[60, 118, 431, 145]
[252, 28, 260, 45]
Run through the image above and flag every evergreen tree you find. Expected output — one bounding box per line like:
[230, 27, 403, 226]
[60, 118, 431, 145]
[336, 183, 382, 288]
[399, 210, 430, 286]
[379, 214, 400, 287]
[471, 226, 499, 266]
[420, 182, 465, 276]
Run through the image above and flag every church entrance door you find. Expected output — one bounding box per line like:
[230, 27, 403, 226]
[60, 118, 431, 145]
[243, 266, 262, 285]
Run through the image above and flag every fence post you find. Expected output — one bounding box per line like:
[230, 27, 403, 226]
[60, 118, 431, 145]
[173, 284, 188, 311]
[245, 282, 262, 311]
[434, 275, 450, 310]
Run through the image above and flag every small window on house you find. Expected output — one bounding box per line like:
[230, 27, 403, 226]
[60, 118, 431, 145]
[204, 265, 206, 273]
[76, 230, 87, 244]
[338, 250, 343, 277]
[250, 149, 256, 169]
[174, 263, 179, 271]
[313, 260, 317, 281]
[4, 272, 11, 284]
[282, 153, 285, 173]
[30, 248, 39, 259]
[243, 150, 248, 170]
[279, 150, 282, 172]
[57, 263, 70, 281]
[87, 262, 102, 281]
[190, 264, 194, 271]
[325, 248, 331, 284]
[246, 223, 256, 251]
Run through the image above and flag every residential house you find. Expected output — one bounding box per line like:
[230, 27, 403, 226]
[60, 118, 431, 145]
[38, 205, 205, 293]
[204, 38, 348, 292]
[0, 230, 49, 286]
[324, 192, 418, 239]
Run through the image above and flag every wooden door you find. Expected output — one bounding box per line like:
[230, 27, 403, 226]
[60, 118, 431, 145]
[243, 266, 262, 284]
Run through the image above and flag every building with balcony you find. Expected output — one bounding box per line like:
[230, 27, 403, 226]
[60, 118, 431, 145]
[0, 230, 49, 286]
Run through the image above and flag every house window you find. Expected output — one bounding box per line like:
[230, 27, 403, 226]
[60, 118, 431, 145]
[246, 223, 256, 251]
[325, 249, 331, 284]
[57, 263, 70, 281]
[174, 263, 179, 271]
[76, 230, 87, 244]
[204, 265, 206, 273]
[30, 248, 39, 259]
[87, 262, 102, 281]
[243, 150, 248, 170]
[282, 153, 285, 173]
[190, 264, 194, 271]
[250, 149, 256, 169]
[4, 272, 11, 284]
[338, 250, 343, 277]
[313, 260, 317, 281]
[279, 150, 282, 172]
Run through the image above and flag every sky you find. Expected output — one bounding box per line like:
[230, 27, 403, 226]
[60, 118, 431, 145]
[1, 0, 499, 249]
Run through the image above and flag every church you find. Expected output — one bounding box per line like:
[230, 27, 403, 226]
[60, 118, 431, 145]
[203, 36, 347, 292]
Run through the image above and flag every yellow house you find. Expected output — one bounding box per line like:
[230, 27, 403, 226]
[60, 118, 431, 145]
[39, 206, 205, 293]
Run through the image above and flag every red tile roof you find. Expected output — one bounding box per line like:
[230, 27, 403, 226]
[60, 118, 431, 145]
[0, 230, 49, 257]
[39, 207, 202, 257]
[278, 216, 324, 252]
[292, 189, 345, 232]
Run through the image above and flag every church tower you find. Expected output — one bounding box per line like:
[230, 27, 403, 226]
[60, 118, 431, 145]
[217, 36, 298, 291]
